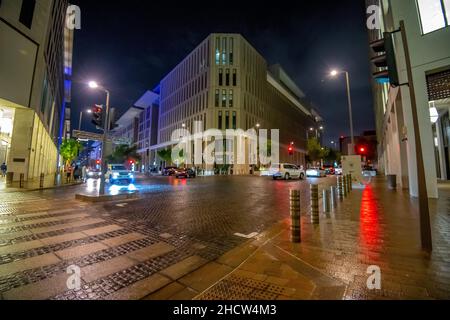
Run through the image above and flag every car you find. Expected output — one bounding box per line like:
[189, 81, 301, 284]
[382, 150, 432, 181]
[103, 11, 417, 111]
[162, 166, 178, 176]
[323, 166, 335, 175]
[306, 167, 326, 177]
[86, 168, 101, 179]
[175, 168, 196, 179]
[269, 163, 305, 180]
[334, 167, 343, 175]
[106, 164, 134, 185]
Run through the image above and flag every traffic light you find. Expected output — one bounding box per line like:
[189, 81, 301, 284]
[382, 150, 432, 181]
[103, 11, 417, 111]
[288, 146, 294, 156]
[96, 159, 101, 165]
[91, 104, 103, 128]
[370, 32, 399, 86]
[356, 145, 367, 155]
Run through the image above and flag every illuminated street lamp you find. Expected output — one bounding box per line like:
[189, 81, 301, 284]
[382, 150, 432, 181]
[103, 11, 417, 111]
[330, 69, 355, 154]
[88, 81, 111, 195]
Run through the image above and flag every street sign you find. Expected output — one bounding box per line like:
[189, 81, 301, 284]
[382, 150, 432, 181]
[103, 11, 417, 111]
[72, 130, 103, 141]
[72, 130, 132, 145]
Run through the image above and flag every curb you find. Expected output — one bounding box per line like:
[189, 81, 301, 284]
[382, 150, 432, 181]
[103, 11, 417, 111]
[75, 191, 140, 203]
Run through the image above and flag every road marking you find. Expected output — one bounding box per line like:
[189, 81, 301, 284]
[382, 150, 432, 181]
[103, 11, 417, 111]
[234, 232, 259, 239]
[115, 203, 128, 207]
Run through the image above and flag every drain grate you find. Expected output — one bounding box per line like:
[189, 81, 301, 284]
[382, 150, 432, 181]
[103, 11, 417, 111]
[198, 274, 285, 300]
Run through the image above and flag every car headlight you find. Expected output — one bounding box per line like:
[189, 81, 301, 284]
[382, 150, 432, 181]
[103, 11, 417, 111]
[88, 172, 94, 176]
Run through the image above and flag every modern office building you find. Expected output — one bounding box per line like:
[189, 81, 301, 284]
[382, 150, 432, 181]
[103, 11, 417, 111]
[0, 0, 73, 187]
[150, 33, 320, 173]
[367, 0, 450, 198]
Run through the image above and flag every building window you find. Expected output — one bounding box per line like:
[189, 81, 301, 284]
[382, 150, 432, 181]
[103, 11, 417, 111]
[233, 69, 237, 86]
[222, 38, 227, 64]
[215, 89, 220, 107]
[229, 89, 233, 107]
[226, 69, 230, 86]
[215, 37, 220, 65]
[222, 89, 227, 107]
[218, 111, 222, 129]
[232, 111, 236, 129]
[229, 38, 234, 65]
[19, 0, 36, 29]
[219, 69, 223, 86]
[417, 0, 449, 34]
[225, 111, 230, 129]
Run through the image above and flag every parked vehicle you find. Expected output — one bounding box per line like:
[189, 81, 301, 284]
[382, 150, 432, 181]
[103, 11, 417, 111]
[306, 167, 326, 178]
[175, 168, 196, 179]
[106, 164, 134, 185]
[162, 166, 178, 176]
[323, 166, 335, 175]
[269, 163, 305, 180]
[86, 168, 102, 179]
[335, 167, 343, 175]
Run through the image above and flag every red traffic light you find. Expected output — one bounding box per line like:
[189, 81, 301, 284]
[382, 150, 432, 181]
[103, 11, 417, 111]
[360, 147, 366, 153]
[96, 160, 100, 164]
[288, 146, 293, 155]
[129, 160, 134, 164]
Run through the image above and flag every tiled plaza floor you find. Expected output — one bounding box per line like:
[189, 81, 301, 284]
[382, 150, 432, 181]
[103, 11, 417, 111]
[0, 176, 448, 300]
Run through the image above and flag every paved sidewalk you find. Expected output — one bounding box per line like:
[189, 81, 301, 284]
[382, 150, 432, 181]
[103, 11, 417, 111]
[146, 178, 450, 300]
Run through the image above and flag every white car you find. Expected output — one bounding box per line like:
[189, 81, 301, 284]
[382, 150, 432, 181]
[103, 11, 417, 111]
[335, 167, 343, 175]
[306, 167, 326, 178]
[106, 164, 134, 185]
[270, 163, 305, 180]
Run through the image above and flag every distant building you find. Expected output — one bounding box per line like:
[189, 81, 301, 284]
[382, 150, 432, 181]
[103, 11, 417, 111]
[0, 0, 73, 185]
[114, 34, 322, 174]
[366, 0, 450, 198]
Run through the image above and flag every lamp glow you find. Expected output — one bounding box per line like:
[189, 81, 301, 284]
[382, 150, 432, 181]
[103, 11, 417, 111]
[330, 70, 338, 77]
[88, 81, 99, 89]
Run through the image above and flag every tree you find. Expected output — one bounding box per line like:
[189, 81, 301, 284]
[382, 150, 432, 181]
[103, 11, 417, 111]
[107, 144, 141, 164]
[307, 138, 327, 163]
[60, 138, 83, 169]
[157, 149, 172, 165]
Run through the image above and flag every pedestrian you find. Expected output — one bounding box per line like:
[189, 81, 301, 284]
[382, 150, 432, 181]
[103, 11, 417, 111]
[81, 165, 87, 182]
[1, 162, 6, 177]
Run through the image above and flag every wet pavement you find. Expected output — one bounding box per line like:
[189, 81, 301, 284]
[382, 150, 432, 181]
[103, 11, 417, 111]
[0, 175, 449, 300]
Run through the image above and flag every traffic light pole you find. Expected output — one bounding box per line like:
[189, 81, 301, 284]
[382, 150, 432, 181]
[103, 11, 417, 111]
[398, 21, 432, 251]
[344, 71, 355, 152]
[99, 89, 110, 195]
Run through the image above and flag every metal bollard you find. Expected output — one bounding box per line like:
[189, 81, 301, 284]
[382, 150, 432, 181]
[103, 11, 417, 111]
[19, 173, 24, 188]
[40, 173, 45, 189]
[330, 186, 337, 209]
[342, 175, 348, 197]
[337, 176, 344, 199]
[323, 189, 331, 213]
[6, 172, 14, 186]
[310, 184, 319, 224]
[348, 173, 353, 191]
[289, 189, 301, 243]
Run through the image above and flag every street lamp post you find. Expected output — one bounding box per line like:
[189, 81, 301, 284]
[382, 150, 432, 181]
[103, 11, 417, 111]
[88, 81, 111, 195]
[78, 109, 92, 131]
[330, 70, 355, 154]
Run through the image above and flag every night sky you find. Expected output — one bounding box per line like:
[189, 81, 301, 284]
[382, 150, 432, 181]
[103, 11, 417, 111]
[70, 0, 374, 146]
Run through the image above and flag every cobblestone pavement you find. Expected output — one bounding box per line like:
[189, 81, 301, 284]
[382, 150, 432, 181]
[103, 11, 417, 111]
[0, 176, 448, 300]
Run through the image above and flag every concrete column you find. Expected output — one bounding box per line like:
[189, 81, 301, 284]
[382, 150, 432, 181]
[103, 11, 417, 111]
[7, 108, 34, 181]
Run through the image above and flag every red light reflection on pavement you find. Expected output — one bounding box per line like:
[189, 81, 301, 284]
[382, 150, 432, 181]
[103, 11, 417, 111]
[359, 184, 383, 255]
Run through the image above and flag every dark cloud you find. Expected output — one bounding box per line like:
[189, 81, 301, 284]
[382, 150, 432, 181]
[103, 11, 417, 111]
[71, 0, 374, 144]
